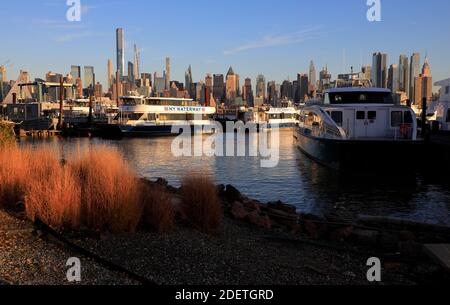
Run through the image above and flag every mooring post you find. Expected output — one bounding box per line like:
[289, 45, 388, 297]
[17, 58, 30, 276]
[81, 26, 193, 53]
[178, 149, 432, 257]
[58, 76, 64, 130]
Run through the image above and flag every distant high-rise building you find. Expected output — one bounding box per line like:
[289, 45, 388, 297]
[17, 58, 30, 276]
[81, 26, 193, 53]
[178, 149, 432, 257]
[46, 72, 63, 101]
[116, 28, 125, 79]
[225, 67, 237, 104]
[256, 74, 266, 99]
[361, 65, 371, 81]
[205, 73, 213, 93]
[298, 73, 309, 102]
[107, 59, 114, 89]
[0, 65, 7, 83]
[0, 66, 5, 102]
[371, 52, 388, 88]
[94, 82, 103, 99]
[309, 60, 317, 92]
[319, 66, 332, 94]
[398, 55, 410, 97]
[410, 52, 421, 101]
[243, 78, 254, 106]
[84, 66, 95, 94]
[213, 74, 225, 102]
[134, 45, 140, 81]
[128, 61, 135, 84]
[388, 64, 399, 93]
[70, 65, 81, 84]
[281, 80, 293, 100]
[165, 57, 171, 90]
[267, 81, 279, 106]
[185, 65, 193, 98]
[413, 57, 432, 107]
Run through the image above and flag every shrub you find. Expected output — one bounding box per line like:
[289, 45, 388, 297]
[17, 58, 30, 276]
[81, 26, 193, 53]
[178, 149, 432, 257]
[0, 121, 15, 148]
[142, 184, 175, 233]
[181, 174, 222, 235]
[69, 147, 143, 233]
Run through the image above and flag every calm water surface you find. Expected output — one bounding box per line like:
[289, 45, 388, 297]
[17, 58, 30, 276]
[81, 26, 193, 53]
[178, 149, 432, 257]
[22, 130, 450, 225]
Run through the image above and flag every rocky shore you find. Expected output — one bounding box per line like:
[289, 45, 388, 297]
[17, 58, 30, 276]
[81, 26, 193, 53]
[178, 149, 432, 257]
[0, 179, 449, 285]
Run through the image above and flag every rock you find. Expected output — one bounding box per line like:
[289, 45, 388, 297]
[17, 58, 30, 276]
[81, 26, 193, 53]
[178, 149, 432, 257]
[330, 226, 354, 242]
[351, 229, 379, 245]
[224, 185, 242, 202]
[231, 202, 249, 220]
[241, 198, 262, 212]
[246, 211, 272, 229]
[267, 201, 296, 214]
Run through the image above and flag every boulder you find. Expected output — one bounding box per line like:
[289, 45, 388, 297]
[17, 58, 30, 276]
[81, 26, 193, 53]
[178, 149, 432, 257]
[267, 201, 297, 214]
[231, 201, 249, 220]
[241, 198, 262, 212]
[224, 185, 242, 202]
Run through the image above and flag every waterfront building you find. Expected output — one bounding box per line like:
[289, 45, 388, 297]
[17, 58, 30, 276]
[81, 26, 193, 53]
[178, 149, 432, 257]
[361, 65, 371, 81]
[371, 52, 388, 88]
[45, 72, 63, 101]
[413, 57, 433, 107]
[398, 55, 410, 97]
[116, 28, 125, 79]
[410, 52, 421, 101]
[388, 64, 399, 93]
[256, 74, 266, 100]
[213, 74, 225, 103]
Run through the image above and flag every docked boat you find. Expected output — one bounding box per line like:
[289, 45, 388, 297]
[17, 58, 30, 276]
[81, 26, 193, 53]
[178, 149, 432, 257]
[116, 96, 217, 136]
[429, 79, 450, 131]
[247, 106, 298, 129]
[295, 87, 423, 171]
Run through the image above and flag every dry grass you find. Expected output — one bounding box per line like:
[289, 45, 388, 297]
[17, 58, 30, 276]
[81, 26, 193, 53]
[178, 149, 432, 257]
[69, 147, 144, 233]
[142, 184, 175, 233]
[0, 121, 16, 148]
[25, 164, 81, 229]
[181, 174, 222, 235]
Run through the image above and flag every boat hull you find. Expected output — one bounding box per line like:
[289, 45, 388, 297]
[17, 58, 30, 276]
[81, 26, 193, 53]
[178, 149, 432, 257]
[119, 124, 217, 137]
[295, 128, 425, 171]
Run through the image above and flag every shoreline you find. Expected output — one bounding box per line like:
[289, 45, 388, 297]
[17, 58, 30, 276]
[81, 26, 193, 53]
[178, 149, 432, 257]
[1, 177, 449, 285]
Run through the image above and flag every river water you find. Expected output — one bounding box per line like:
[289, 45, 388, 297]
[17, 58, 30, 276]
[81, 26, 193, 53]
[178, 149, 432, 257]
[22, 130, 450, 225]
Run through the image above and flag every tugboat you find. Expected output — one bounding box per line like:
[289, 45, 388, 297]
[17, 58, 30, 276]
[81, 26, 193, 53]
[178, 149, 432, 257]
[295, 87, 423, 171]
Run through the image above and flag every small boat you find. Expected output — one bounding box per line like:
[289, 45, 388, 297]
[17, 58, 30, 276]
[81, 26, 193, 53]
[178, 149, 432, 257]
[115, 96, 217, 137]
[429, 79, 450, 132]
[247, 106, 298, 130]
[295, 87, 423, 171]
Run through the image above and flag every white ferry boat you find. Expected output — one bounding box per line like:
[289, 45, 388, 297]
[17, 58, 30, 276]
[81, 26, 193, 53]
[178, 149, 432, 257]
[116, 96, 217, 136]
[247, 107, 298, 129]
[295, 87, 423, 170]
[429, 79, 450, 131]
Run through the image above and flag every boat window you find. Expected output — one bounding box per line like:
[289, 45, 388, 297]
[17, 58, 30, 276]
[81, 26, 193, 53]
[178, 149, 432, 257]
[328, 91, 394, 104]
[147, 113, 156, 121]
[331, 111, 343, 126]
[446, 86, 449, 95]
[368, 111, 377, 120]
[404, 111, 413, 124]
[446, 109, 450, 122]
[122, 113, 144, 120]
[391, 111, 403, 127]
[356, 111, 365, 120]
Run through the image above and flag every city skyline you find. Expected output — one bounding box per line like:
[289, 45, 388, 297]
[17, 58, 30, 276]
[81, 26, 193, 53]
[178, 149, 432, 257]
[1, 0, 450, 89]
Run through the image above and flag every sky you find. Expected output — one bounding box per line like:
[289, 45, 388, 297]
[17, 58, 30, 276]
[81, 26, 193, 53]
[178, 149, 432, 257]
[1, 0, 450, 90]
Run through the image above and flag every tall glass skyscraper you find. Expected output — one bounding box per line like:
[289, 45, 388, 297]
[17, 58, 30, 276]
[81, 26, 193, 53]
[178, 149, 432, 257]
[371, 52, 388, 88]
[116, 28, 125, 79]
[256, 74, 266, 99]
[398, 55, 410, 97]
[84, 66, 95, 92]
[70, 65, 81, 84]
[410, 53, 420, 100]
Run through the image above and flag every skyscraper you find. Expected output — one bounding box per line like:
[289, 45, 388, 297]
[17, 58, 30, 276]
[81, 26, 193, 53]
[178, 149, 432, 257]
[398, 55, 410, 97]
[205, 73, 213, 97]
[387, 64, 399, 93]
[213, 74, 225, 102]
[225, 67, 237, 104]
[165, 57, 171, 90]
[361, 65, 372, 81]
[410, 52, 420, 101]
[243, 78, 254, 106]
[281, 80, 293, 100]
[309, 60, 317, 92]
[0, 66, 5, 102]
[256, 74, 266, 100]
[116, 28, 125, 79]
[128, 61, 135, 84]
[413, 57, 432, 107]
[133, 45, 140, 81]
[0, 65, 7, 83]
[84, 66, 95, 94]
[107, 59, 114, 89]
[185, 65, 193, 98]
[70, 65, 81, 84]
[371, 52, 388, 88]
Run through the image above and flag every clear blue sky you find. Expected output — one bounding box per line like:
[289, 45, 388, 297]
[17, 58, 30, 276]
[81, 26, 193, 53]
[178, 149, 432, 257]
[1, 0, 450, 90]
